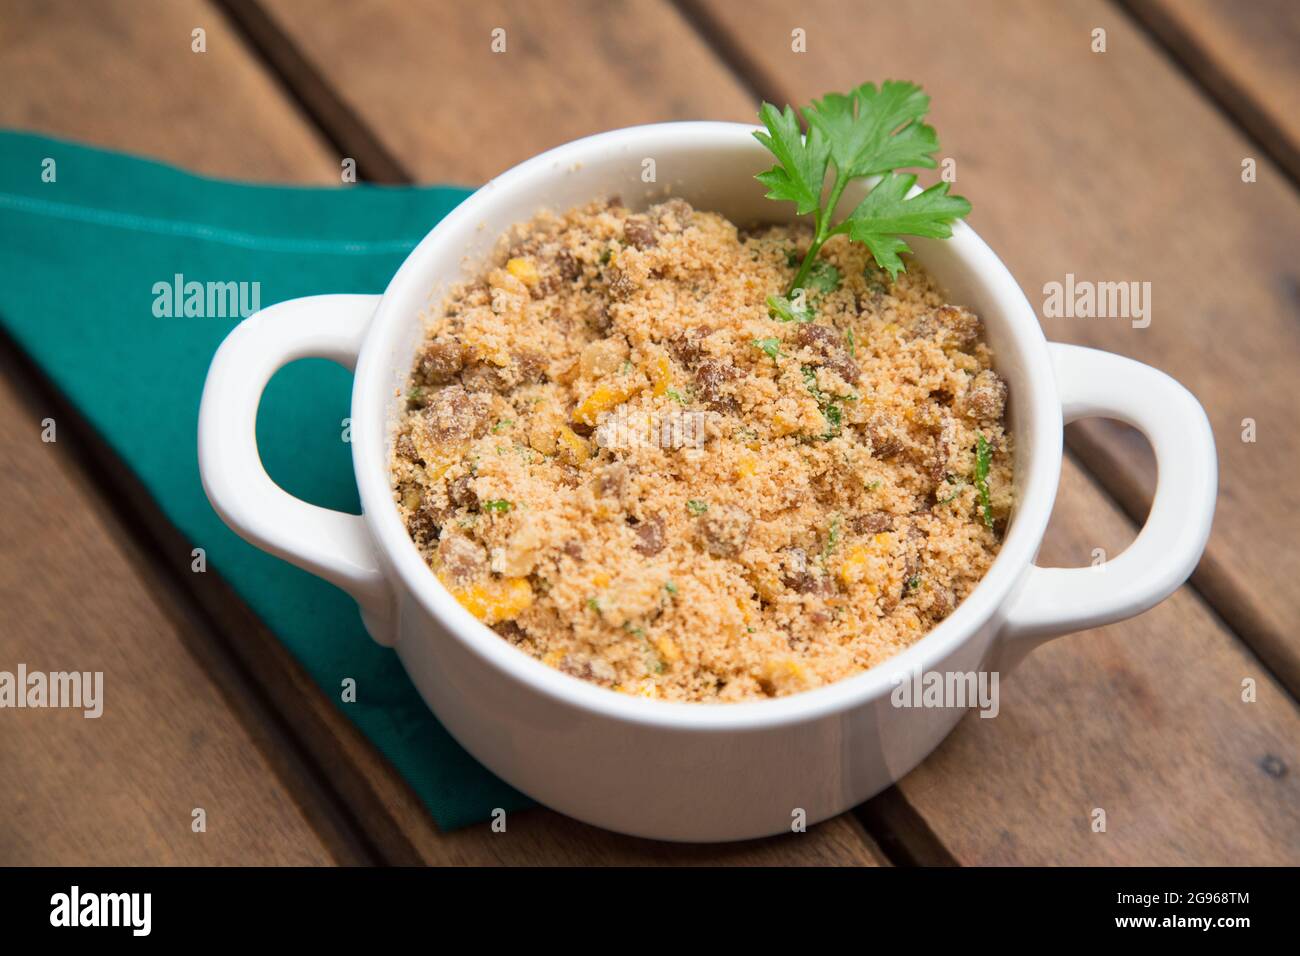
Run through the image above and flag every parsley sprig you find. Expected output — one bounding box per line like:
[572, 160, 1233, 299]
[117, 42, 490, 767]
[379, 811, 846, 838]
[974, 435, 994, 530]
[754, 81, 971, 293]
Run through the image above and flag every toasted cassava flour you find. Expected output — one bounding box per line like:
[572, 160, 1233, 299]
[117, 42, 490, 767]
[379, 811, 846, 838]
[390, 198, 1012, 702]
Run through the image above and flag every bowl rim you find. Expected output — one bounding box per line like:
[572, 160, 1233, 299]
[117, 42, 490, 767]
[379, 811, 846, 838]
[352, 121, 1062, 731]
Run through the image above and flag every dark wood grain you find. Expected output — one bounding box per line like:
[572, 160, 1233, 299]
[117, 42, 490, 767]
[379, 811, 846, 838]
[1123, 0, 1300, 187]
[0, 0, 339, 181]
[0, 349, 342, 865]
[251, 0, 760, 184]
[0, 0, 887, 865]
[901, 460, 1300, 865]
[689, 0, 1300, 726]
[247, 0, 1300, 864]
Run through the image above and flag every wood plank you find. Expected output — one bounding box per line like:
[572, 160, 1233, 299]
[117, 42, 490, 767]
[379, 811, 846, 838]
[0, 355, 339, 865]
[0, 0, 886, 863]
[0, 0, 338, 182]
[683, 0, 1300, 866]
[435, 808, 889, 865]
[1124, 0, 1300, 186]
[901, 458, 1300, 865]
[689, 0, 1300, 737]
[232, 0, 887, 865]
[237, 0, 883, 865]
[251, 0, 760, 183]
[0, 0, 363, 865]
[230, 0, 1300, 863]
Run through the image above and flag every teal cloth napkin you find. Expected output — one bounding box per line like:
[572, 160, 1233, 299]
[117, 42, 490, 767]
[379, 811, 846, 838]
[0, 130, 530, 829]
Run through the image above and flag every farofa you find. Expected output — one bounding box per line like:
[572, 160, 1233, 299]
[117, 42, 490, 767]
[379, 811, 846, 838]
[390, 198, 1013, 703]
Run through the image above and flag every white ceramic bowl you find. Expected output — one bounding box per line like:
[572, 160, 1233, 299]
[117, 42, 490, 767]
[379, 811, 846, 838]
[198, 123, 1217, 842]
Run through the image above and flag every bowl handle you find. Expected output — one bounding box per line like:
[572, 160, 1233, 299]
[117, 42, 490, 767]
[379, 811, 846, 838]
[998, 343, 1217, 663]
[197, 294, 394, 646]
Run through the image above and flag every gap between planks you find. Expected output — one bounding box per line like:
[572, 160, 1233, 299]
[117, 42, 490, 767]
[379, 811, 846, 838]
[670, 0, 1300, 705]
[0, 324, 383, 866]
[1114, 0, 1300, 193]
[226, 0, 1300, 863]
[210, 0, 940, 867]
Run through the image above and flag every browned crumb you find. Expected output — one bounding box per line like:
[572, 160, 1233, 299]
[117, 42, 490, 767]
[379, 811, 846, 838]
[390, 199, 1013, 703]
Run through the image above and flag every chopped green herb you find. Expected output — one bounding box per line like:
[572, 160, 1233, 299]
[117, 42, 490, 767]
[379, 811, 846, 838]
[822, 515, 841, 558]
[936, 473, 965, 506]
[974, 434, 994, 529]
[867, 480, 882, 491]
[846, 327, 856, 357]
[686, 499, 709, 516]
[786, 249, 801, 267]
[586, 597, 602, 614]
[491, 418, 514, 433]
[664, 581, 678, 596]
[620, 359, 633, 374]
[767, 293, 812, 323]
[599, 247, 613, 265]
[406, 386, 427, 406]
[905, 575, 922, 593]
[804, 259, 841, 295]
[821, 402, 842, 439]
[753, 336, 782, 361]
[753, 81, 970, 290]
[482, 498, 513, 514]
[665, 388, 687, 405]
[802, 364, 824, 399]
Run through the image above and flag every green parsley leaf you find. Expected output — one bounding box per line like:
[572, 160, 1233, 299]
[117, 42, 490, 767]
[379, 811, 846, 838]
[805, 81, 939, 180]
[837, 173, 972, 280]
[482, 498, 513, 514]
[753, 336, 782, 361]
[974, 434, 994, 530]
[686, 499, 708, 516]
[754, 103, 831, 217]
[752, 80, 969, 292]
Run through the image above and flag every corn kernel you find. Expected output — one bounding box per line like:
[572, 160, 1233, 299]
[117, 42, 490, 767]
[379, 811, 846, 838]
[838, 545, 871, 588]
[771, 412, 799, 437]
[554, 424, 591, 462]
[761, 658, 808, 693]
[574, 379, 641, 426]
[736, 455, 757, 478]
[505, 257, 540, 287]
[452, 577, 534, 624]
[650, 355, 672, 397]
[655, 636, 681, 663]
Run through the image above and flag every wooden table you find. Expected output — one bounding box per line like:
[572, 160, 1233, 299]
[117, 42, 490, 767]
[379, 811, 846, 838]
[1, 0, 1297, 866]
